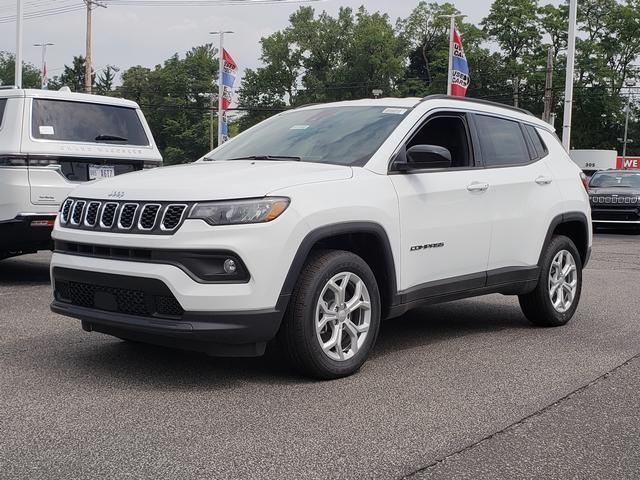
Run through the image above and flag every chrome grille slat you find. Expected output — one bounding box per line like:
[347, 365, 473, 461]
[60, 199, 74, 224]
[161, 204, 188, 231]
[117, 203, 139, 230]
[138, 204, 161, 230]
[84, 201, 101, 227]
[70, 201, 86, 225]
[100, 203, 119, 228]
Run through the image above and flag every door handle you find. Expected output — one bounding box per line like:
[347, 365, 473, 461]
[535, 176, 553, 185]
[467, 182, 490, 192]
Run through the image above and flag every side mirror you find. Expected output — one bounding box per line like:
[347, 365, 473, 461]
[401, 144, 452, 170]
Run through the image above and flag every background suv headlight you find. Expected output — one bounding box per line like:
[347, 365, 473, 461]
[188, 197, 290, 226]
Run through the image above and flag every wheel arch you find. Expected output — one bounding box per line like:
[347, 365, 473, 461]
[539, 212, 591, 268]
[279, 222, 399, 319]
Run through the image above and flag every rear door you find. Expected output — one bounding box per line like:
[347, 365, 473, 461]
[472, 114, 563, 273]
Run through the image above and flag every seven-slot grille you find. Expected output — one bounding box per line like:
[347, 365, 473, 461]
[60, 199, 192, 234]
[590, 195, 639, 205]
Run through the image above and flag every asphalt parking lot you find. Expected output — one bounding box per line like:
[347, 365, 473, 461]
[1, 232, 639, 480]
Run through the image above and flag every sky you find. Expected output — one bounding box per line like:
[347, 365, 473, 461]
[1, 0, 492, 82]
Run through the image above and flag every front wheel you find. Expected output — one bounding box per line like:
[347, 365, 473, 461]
[278, 250, 381, 379]
[519, 235, 583, 327]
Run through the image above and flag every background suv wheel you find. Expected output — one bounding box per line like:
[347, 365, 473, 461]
[278, 250, 381, 379]
[519, 235, 583, 327]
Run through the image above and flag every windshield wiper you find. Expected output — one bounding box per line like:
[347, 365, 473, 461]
[95, 134, 128, 142]
[226, 155, 302, 162]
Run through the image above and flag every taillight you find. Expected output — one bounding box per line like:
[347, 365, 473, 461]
[580, 172, 589, 192]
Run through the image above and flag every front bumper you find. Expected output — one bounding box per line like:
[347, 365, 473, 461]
[0, 214, 56, 255]
[591, 206, 640, 225]
[51, 267, 288, 356]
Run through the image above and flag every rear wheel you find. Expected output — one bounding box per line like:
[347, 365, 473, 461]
[278, 250, 381, 379]
[519, 235, 583, 327]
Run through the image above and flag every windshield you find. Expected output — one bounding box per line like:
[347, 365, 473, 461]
[589, 171, 640, 189]
[31, 99, 149, 146]
[205, 106, 410, 166]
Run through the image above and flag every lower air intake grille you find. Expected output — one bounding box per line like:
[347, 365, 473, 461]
[62, 281, 183, 318]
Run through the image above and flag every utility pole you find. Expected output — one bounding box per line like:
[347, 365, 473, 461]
[562, 0, 578, 151]
[438, 14, 466, 96]
[34, 42, 54, 89]
[15, 0, 23, 88]
[542, 47, 554, 124]
[83, 0, 106, 94]
[210, 31, 233, 147]
[622, 79, 637, 162]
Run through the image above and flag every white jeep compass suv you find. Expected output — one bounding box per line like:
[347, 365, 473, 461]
[50, 95, 592, 379]
[0, 87, 161, 260]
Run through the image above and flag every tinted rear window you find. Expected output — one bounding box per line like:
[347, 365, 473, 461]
[31, 99, 149, 146]
[475, 115, 531, 167]
[0, 99, 6, 128]
[524, 124, 548, 159]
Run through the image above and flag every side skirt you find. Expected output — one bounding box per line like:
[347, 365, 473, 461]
[386, 266, 539, 319]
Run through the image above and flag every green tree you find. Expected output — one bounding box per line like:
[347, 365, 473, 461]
[95, 65, 120, 95]
[0, 52, 42, 88]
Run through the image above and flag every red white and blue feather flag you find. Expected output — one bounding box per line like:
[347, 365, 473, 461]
[220, 49, 238, 143]
[450, 29, 469, 97]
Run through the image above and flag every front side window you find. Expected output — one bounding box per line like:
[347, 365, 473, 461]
[407, 114, 472, 168]
[589, 171, 640, 188]
[0, 99, 6, 128]
[475, 115, 531, 167]
[31, 99, 149, 146]
[205, 106, 410, 166]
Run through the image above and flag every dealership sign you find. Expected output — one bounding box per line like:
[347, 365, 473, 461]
[617, 157, 640, 169]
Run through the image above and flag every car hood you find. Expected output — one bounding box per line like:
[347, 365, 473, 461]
[69, 160, 353, 201]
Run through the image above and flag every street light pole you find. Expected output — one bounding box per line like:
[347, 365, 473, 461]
[34, 42, 54, 89]
[15, 0, 23, 88]
[210, 30, 233, 148]
[622, 79, 636, 162]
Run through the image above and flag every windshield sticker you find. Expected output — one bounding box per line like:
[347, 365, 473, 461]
[39, 126, 55, 135]
[382, 108, 407, 115]
[290, 125, 310, 130]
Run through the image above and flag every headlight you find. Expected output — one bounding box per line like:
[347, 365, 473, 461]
[188, 197, 290, 226]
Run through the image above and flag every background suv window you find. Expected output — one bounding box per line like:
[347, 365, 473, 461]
[31, 99, 149, 146]
[475, 115, 531, 167]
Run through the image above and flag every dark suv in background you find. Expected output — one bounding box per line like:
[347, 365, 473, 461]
[589, 170, 640, 231]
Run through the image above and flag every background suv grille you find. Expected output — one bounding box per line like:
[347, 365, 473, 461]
[60, 199, 192, 235]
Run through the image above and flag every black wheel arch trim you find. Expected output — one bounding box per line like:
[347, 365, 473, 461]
[538, 211, 591, 268]
[278, 221, 399, 313]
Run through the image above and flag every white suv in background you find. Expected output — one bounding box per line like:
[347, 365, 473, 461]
[50, 96, 592, 379]
[0, 87, 162, 260]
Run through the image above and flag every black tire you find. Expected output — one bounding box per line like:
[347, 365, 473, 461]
[519, 235, 583, 327]
[278, 249, 381, 380]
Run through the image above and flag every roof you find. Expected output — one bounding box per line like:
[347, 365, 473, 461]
[0, 88, 140, 109]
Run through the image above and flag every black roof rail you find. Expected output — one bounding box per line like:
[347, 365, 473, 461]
[0, 85, 19, 90]
[421, 94, 534, 116]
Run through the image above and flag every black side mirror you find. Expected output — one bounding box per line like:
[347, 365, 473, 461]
[400, 144, 452, 170]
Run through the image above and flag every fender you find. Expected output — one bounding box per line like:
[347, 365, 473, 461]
[538, 211, 591, 267]
[278, 221, 399, 314]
